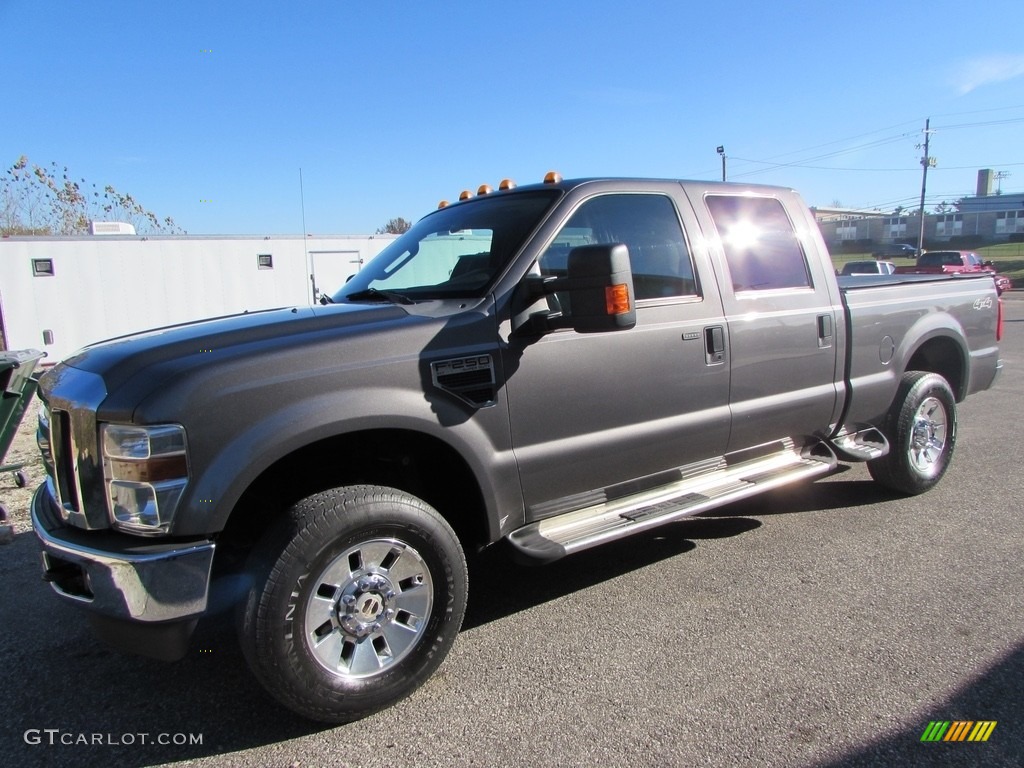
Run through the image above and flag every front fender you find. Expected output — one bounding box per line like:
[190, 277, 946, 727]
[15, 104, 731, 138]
[172, 385, 521, 542]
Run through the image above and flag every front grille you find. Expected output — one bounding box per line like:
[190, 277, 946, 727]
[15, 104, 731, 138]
[37, 407, 54, 476]
[37, 366, 109, 530]
[50, 409, 81, 514]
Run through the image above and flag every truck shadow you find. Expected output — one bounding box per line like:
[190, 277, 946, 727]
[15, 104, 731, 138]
[462, 469, 904, 631]
[463, 517, 756, 631]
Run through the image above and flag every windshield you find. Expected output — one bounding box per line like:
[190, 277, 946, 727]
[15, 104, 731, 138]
[336, 189, 560, 302]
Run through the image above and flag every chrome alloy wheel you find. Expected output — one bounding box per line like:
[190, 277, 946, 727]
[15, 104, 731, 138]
[304, 538, 434, 679]
[908, 396, 947, 477]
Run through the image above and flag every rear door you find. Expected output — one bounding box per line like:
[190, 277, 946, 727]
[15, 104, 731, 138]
[684, 188, 842, 451]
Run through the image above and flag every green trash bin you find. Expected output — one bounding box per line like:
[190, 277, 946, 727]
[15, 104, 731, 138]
[0, 349, 46, 489]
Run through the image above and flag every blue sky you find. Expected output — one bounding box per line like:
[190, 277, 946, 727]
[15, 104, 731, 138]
[3, 0, 1024, 234]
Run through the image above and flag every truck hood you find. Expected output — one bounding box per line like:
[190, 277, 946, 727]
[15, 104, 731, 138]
[56, 303, 409, 403]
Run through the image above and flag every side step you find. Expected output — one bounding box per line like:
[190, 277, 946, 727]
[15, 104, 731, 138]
[830, 426, 889, 462]
[507, 440, 837, 563]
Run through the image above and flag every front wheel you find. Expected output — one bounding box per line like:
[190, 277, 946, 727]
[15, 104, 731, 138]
[238, 485, 468, 723]
[868, 371, 957, 495]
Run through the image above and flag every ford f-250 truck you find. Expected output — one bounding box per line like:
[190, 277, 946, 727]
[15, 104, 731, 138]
[31, 174, 1003, 723]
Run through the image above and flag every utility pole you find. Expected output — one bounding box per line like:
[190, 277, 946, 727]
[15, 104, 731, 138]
[994, 171, 1011, 195]
[716, 145, 726, 182]
[916, 119, 935, 254]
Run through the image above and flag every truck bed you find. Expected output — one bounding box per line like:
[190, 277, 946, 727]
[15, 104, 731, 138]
[838, 271, 1001, 430]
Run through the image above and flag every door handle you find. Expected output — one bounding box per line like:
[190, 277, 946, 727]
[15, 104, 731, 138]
[817, 314, 833, 349]
[704, 325, 725, 365]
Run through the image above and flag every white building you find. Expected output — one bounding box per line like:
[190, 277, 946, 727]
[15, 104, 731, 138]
[0, 232, 396, 364]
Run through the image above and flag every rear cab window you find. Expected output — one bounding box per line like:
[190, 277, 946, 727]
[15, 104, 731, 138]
[705, 195, 811, 293]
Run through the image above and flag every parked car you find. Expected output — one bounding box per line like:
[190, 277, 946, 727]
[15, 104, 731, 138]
[840, 260, 896, 276]
[873, 243, 918, 258]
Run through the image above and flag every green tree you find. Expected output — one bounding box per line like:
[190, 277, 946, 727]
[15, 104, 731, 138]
[1, 155, 185, 236]
[375, 217, 412, 235]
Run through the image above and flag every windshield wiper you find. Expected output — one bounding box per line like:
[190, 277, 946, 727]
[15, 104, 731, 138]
[344, 287, 415, 305]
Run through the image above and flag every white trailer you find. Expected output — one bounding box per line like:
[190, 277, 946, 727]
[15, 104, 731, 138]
[0, 233, 395, 363]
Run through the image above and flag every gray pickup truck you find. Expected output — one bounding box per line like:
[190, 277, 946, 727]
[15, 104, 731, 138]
[31, 175, 1002, 723]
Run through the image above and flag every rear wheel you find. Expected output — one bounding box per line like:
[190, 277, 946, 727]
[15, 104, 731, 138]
[238, 485, 468, 723]
[868, 371, 957, 495]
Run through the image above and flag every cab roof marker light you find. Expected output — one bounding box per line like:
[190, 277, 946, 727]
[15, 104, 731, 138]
[438, 200, 449, 209]
[499, 178, 516, 191]
[543, 171, 563, 184]
[477, 184, 493, 196]
[459, 190, 473, 201]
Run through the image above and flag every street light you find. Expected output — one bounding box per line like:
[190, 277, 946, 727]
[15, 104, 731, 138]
[716, 145, 726, 182]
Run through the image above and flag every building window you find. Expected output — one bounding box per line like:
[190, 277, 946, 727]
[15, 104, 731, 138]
[32, 258, 55, 277]
[885, 217, 907, 238]
[836, 224, 858, 241]
[996, 211, 1024, 235]
[706, 195, 811, 292]
[935, 214, 963, 237]
[257, 253, 273, 269]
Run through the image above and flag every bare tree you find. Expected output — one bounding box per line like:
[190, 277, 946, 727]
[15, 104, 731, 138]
[375, 217, 412, 235]
[1, 155, 186, 235]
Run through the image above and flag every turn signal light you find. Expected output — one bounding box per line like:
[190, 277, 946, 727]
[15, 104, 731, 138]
[605, 284, 631, 315]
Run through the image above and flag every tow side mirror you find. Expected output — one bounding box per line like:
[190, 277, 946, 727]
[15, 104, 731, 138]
[518, 243, 637, 335]
[565, 243, 637, 332]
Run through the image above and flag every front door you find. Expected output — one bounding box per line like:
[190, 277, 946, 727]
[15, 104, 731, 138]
[503, 190, 731, 520]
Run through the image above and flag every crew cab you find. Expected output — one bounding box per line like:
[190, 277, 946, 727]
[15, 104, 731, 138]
[895, 249, 1012, 293]
[31, 174, 1002, 723]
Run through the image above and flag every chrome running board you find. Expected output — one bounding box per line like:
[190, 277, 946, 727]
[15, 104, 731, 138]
[508, 440, 837, 563]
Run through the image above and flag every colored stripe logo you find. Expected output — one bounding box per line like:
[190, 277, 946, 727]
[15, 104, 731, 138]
[920, 721, 997, 742]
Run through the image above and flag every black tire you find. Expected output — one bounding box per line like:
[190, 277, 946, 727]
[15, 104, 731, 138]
[238, 485, 468, 723]
[14, 470, 27, 488]
[868, 371, 957, 495]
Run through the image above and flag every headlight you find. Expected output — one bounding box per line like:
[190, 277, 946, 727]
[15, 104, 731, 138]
[101, 424, 189, 534]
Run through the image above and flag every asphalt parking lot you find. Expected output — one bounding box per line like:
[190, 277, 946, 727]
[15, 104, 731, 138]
[1, 299, 1022, 768]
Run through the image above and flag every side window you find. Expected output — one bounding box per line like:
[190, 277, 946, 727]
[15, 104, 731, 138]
[539, 194, 697, 300]
[705, 195, 811, 292]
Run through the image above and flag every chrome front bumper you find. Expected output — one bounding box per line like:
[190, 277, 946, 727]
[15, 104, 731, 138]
[31, 484, 215, 623]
